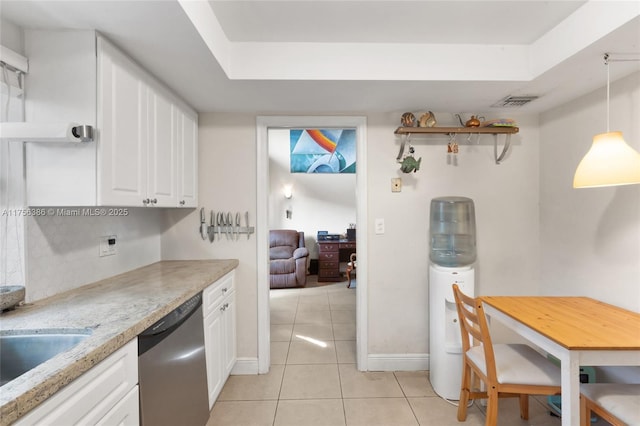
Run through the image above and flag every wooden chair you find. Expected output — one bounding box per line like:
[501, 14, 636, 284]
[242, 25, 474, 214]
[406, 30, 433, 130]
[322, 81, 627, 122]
[452, 284, 562, 425]
[345, 253, 356, 288]
[580, 383, 640, 426]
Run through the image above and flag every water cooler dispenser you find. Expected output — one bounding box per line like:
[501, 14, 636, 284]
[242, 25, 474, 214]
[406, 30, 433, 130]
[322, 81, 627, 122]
[428, 197, 476, 400]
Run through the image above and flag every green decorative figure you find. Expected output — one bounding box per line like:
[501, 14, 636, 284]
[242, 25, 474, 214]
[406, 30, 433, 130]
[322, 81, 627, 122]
[401, 156, 421, 173]
[400, 146, 421, 173]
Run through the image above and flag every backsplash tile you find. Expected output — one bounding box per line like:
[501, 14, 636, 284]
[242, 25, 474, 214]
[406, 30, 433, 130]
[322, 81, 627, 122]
[25, 208, 163, 302]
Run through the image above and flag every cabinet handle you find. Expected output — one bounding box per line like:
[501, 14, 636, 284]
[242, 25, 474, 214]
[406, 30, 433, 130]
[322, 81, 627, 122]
[179, 200, 185, 205]
[150, 198, 158, 204]
[222, 288, 228, 293]
[142, 198, 150, 205]
[220, 305, 226, 312]
[224, 303, 229, 309]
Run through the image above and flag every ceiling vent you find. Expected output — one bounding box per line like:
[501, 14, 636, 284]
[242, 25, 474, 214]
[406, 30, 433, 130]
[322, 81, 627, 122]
[491, 95, 539, 108]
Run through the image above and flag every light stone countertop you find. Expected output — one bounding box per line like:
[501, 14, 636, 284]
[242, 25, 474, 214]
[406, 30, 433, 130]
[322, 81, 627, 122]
[0, 259, 239, 425]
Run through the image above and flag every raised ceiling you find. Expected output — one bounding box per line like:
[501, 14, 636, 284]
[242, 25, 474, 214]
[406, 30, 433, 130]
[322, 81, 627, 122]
[1, 1, 639, 114]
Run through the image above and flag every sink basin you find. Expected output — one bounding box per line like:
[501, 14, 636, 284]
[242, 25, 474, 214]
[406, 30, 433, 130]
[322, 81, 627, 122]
[0, 329, 92, 386]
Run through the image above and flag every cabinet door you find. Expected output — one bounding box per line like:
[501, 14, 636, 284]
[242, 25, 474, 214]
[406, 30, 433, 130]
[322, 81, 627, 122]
[98, 38, 148, 207]
[204, 308, 224, 409]
[147, 90, 177, 207]
[222, 292, 237, 376]
[96, 386, 139, 426]
[15, 339, 138, 426]
[177, 110, 198, 207]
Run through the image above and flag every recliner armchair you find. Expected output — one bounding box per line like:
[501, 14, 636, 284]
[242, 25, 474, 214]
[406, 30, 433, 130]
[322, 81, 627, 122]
[269, 230, 309, 289]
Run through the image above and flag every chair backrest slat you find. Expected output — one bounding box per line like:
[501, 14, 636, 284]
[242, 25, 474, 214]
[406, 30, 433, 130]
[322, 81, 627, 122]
[452, 284, 498, 381]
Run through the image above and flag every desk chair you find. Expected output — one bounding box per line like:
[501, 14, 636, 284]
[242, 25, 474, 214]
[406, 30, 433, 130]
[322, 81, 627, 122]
[345, 253, 356, 288]
[452, 284, 562, 426]
[580, 383, 640, 426]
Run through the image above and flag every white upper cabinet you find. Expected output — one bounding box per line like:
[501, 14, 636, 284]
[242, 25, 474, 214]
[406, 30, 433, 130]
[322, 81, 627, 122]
[146, 88, 177, 207]
[25, 30, 197, 208]
[97, 38, 148, 206]
[177, 110, 198, 208]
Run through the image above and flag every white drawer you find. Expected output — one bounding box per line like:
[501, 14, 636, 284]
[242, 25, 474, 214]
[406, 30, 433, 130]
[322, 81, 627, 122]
[203, 271, 235, 316]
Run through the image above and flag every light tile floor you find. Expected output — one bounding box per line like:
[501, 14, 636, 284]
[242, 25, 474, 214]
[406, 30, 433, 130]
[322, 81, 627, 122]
[208, 279, 565, 426]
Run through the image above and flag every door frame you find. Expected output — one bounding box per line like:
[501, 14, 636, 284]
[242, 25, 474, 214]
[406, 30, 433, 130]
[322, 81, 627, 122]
[256, 116, 368, 373]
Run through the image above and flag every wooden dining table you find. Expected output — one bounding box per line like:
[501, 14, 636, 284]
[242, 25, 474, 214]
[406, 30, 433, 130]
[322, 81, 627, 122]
[479, 296, 640, 426]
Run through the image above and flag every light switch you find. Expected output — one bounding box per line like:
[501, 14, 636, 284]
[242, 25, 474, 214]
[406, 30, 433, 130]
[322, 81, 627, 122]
[375, 218, 385, 235]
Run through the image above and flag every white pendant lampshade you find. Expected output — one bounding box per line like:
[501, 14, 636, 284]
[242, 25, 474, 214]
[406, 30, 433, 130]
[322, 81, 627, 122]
[573, 53, 640, 189]
[573, 131, 640, 188]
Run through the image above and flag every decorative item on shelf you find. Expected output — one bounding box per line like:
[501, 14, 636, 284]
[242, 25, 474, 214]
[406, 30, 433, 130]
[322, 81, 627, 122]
[455, 113, 484, 128]
[465, 115, 481, 127]
[447, 134, 459, 155]
[573, 53, 640, 188]
[480, 118, 517, 127]
[401, 112, 416, 127]
[400, 145, 422, 173]
[418, 111, 437, 128]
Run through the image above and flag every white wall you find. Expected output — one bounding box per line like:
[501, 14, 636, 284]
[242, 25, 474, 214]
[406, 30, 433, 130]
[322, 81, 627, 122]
[162, 112, 258, 363]
[539, 71, 640, 311]
[160, 110, 542, 364]
[268, 128, 356, 258]
[366, 112, 541, 355]
[0, 18, 24, 54]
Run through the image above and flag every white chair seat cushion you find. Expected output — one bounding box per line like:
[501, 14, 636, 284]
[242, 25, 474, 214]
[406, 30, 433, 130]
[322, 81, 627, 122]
[467, 343, 561, 386]
[581, 383, 640, 425]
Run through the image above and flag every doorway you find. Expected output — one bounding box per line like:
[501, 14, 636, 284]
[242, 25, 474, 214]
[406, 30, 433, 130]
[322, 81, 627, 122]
[256, 116, 368, 373]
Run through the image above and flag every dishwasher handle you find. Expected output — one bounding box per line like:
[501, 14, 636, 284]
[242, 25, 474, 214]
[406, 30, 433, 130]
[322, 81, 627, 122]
[138, 293, 203, 356]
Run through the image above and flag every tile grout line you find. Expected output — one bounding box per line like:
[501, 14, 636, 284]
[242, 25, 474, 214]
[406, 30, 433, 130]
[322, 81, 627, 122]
[272, 294, 299, 426]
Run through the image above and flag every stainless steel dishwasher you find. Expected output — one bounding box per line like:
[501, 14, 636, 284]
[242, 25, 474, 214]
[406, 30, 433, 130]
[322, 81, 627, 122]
[138, 292, 209, 426]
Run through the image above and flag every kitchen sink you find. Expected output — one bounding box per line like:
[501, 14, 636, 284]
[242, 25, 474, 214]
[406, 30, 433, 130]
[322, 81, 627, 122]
[0, 330, 92, 386]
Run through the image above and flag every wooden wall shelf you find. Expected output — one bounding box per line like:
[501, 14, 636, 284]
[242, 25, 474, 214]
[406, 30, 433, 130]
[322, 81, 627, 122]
[394, 126, 519, 164]
[394, 126, 519, 135]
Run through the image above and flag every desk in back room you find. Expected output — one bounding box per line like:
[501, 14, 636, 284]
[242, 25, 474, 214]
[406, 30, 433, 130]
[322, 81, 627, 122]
[317, 240, 356, 282]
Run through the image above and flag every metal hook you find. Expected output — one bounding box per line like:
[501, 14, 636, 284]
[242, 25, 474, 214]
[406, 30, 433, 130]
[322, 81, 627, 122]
[396, 133, 411, 162]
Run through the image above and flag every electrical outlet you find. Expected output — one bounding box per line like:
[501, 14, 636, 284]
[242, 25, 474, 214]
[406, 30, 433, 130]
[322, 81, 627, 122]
[375, 218, 385, 235]
[391, 178, 402, 192]
[99, 235, 117, 257]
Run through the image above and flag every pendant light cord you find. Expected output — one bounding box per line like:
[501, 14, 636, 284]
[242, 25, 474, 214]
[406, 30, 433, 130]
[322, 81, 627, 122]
[604, 53, 610, 133]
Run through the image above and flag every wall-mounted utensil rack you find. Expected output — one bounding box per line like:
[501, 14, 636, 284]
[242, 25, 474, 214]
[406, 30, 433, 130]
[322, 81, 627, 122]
[199, 208, 255, 242]
[394, 126, 519, 164]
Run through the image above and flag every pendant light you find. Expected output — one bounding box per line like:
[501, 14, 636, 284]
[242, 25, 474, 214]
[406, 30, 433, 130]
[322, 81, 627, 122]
[573, 54, 640, 188]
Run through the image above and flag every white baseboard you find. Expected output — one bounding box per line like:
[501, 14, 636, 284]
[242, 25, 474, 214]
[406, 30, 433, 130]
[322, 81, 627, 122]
[233, 355, 429, 374]
[367, 353, 430, 371]
[230, 357, 259, 375]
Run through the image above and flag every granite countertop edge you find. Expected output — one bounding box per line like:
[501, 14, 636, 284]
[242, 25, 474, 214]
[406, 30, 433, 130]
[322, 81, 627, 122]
[0, 259, 239, 426]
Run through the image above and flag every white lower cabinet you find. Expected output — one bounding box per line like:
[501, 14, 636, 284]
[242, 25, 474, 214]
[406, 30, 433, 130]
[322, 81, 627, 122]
[16, 339, 139, 426]
[203, 271, 237, 408]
